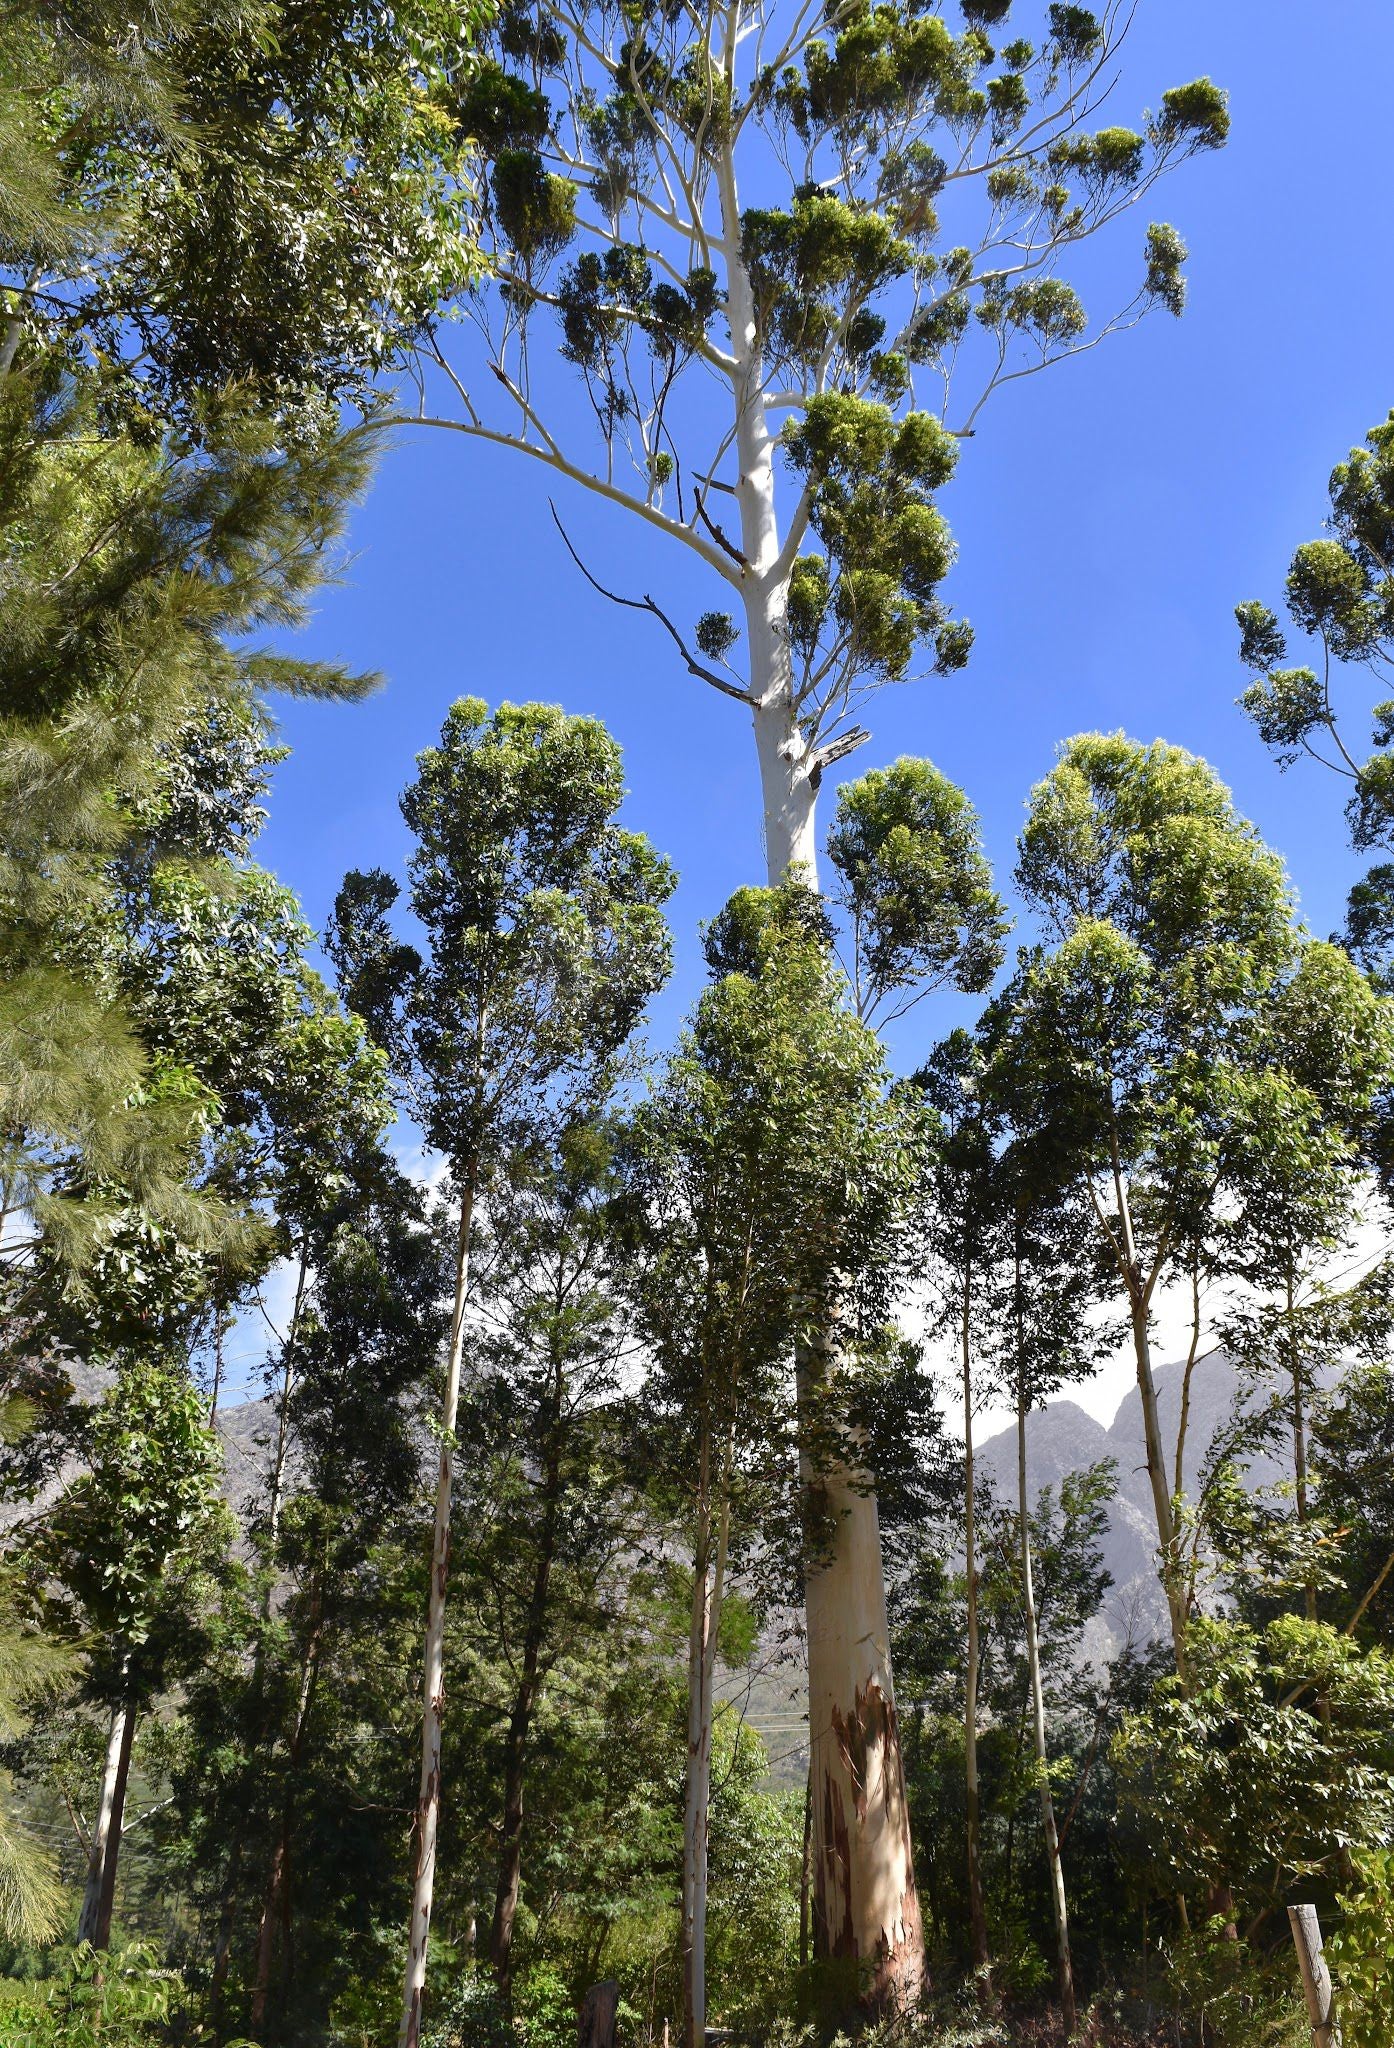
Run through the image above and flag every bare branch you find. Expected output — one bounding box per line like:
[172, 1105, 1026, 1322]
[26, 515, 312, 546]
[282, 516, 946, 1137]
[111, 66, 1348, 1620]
[398, 411, 743, 585]
[692, 486, 747, 568]
[549, 502, 755, 704]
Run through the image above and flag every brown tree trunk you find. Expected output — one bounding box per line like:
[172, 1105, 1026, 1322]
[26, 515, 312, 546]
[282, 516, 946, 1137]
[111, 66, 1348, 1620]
[961, 1272, 991, 1997]
[250, 1596, 323, 2036]
[488, 1486, 557, 2001]
[578, 1980, 620, 2048]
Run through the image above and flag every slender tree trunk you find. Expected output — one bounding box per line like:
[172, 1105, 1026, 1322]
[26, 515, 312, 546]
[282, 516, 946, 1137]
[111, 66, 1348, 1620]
[1111, 1172, 1242, 1937]
[266, 1245, 310, 1567]
[208, 1838, 243, 2029]
[1107, 1154, 1186, 1671]
[716, 117, 922, 2010]
[250, 1838, 287, 2036]
[400, 1174, 478, 2048]
[681, 1434, 714, 2048]
[250, 1594, 324, 2036]
[1173, 1261, 1204, 1505]
[488, 1482, 558, 2000]
[78, 1657, 135, 1948]
[1287, 1267, 1319, 1627]
[1127, 1290, 1191, 1671]
[799, 1767, 812, 1972]
[210, 1308, 227, 1425]
[681, 1425, 730, 2048]
[92, 1689, 136, 1952]
[1016, 1380, 1075, 2036]
[961, 1271, 991, 1995]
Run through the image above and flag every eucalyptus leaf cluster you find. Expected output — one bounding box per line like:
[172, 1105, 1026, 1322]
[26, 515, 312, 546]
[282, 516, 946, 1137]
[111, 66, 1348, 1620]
[1237, 408, 1394, 985]
[329, 697, 676, 1175]
[426, 0, 1227, 766]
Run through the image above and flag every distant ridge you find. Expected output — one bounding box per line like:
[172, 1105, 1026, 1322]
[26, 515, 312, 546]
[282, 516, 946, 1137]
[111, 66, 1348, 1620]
[976, 1350, 1297, 1652]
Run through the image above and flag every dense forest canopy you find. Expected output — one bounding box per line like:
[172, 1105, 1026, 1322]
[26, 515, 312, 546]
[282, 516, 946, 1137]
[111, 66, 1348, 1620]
[3, 5, 1394, 2048]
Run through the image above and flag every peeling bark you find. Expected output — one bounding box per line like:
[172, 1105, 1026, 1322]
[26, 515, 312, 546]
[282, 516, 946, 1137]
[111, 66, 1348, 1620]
[807, 1470, 924, 2012]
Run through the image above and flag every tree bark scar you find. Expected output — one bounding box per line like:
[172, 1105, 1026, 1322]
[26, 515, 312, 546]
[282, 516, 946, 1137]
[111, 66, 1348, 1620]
[816, 1679, 925, 2007]
[816, 1769, 856, 1955]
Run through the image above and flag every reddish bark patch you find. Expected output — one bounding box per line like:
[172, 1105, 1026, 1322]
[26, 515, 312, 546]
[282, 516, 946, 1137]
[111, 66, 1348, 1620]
[815, 1768, 856, 1957]
[814, 1678, 926, 2013]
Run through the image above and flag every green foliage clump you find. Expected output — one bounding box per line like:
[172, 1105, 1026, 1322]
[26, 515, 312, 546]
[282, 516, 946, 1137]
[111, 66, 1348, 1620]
[1238, 408, 1394, 981]
[1329, 1847, 1394, 2048]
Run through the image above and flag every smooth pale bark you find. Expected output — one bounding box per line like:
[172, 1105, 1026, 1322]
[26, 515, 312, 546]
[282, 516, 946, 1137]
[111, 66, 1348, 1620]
[78, 1691, 128, 1944]
[1015, 1388, 1075, 2036]
[1172, 1263, 1205, 1507]
[399, 1178, 477, 2048]
[961, 1272, 991, 1993]
[738, 555, 922, 2003]
[79, 1671, 136, 1949]
[802, 1324, 923, 2012]
[1125, 1291, 1187, 1668]
[1100, 1132, 1187, 1672]
[1288, 1903, 1341, 2048]
[681, 1426, 730, 2048]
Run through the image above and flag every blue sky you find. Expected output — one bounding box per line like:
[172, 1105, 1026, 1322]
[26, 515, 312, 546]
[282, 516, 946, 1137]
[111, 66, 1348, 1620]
[257, 0, 1394, 1074]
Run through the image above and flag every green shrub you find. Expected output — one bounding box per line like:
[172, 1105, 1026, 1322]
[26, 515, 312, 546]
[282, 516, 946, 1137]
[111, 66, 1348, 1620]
[1328, 1847, 1394, 2048]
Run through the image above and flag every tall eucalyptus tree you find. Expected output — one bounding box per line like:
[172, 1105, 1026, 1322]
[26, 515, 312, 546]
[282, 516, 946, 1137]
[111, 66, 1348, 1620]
[401, 4, 1224, 1982]
[328, 698, 674, 2048]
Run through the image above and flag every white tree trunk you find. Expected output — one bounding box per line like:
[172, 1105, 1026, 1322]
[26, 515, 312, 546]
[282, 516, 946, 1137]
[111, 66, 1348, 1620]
[1107, 1155, 1186, 1672]
[78, 1677, 131, 1946]
[804, 1453, 924, 2008]
[399, 1181, 476, 2048]
[718, 129, 923, 2008]
[1017, 1395, 1075, 2035]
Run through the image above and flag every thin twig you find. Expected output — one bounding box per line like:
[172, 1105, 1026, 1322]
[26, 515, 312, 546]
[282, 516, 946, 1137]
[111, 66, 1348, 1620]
[548, 503, 755, 704]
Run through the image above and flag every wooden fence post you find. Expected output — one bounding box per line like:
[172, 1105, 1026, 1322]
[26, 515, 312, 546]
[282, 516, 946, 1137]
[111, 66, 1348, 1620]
[1288, 1903, 1341, 2048]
